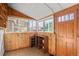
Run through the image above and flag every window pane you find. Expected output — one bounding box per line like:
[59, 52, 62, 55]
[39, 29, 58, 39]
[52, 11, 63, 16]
[58, 16, 61, 22]
[6, 17, 29, 32]
[28, 20, 33, 31]
[15, 19, 28, 32]
[44, 19, 52, 32]
[32, 20, 37, 31]
[38, 21, 44, 32]
[69, 13, 74, 20]
[65, 14, 69, 21]
[61, 16, 64, 22]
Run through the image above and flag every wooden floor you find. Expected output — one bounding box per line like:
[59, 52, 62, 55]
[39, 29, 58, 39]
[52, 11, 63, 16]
[4, 47, 49, 56]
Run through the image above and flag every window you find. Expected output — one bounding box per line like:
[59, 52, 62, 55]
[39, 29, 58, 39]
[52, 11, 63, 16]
[38, 21, 44, 32]
[44, 19, 53, 32]
[69, 13, 74, 20]
[65, 14, 69, 21]
[15, 19, 28, 32]
[6, 17, 29, 32]
[28, 20, 33, 31]
[6, 20, 15, 32]
[32, 20, 37, 31]
[58, 16, 65, 22]
[58, 16, 61, 22]
[58, 13, 74, 22]
[61, 16, 65, 22]
[6, 17, 53, 33]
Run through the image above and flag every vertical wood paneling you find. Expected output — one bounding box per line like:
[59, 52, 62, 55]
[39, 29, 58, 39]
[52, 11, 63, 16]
[48, 34, 55, 55]
[4, 33, 30, 51]
[54, 4, 78, 56]
[7, 7, 33, 19]
[0, 3, 8, 28]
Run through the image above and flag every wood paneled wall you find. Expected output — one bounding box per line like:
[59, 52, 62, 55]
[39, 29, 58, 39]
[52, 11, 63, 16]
[0, 4, 8, 27]
[0, 3, 33, 28]
[77, 4, 79, 56]
[7, 7, 33, 19]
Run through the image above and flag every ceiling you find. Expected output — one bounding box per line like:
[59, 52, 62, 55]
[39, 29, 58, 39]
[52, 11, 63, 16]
[8, 3, 77, 20]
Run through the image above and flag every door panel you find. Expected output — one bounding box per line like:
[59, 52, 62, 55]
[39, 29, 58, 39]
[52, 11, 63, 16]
[66, 21, 74, 55]
[57, 23, 67, 56]
[55, 6, 77, 56]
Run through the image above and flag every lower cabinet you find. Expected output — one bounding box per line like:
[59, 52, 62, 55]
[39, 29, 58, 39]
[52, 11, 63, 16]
[4, 33, 30, 51]
[48, 34, 55, 55]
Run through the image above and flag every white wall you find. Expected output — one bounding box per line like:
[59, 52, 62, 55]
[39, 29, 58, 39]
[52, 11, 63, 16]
[0, 29, 4, 56]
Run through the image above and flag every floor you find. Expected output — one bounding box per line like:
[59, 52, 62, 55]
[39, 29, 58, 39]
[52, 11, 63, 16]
[4, 47, 49, 56]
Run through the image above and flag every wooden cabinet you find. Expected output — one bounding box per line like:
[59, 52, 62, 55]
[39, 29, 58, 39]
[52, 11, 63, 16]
[54, 4, 79, 56]
[48, 34, 55, 55]
[4, 33, 30, 51]
[37, 32, 56, 55]
[0, 3, 8, 28]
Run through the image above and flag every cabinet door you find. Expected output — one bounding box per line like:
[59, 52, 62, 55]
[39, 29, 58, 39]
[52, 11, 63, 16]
[11, 34, 19, 50]
[54, 6, 77, 56]
[4, 33, 19, 51]
[48, 34, 55, 55]
[23, 33, 30, 47]
[17, 33, 30, 48]
[48, 37, 52, 54]
[51, 34, 55, 55]
[4, 33, 12, 51]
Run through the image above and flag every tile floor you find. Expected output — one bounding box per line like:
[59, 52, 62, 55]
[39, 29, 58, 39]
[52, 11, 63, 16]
[4, 47, 49, 56]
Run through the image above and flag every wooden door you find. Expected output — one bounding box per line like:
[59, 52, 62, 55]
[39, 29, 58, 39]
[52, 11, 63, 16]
[55, 6, 77, 56]
[66, 7, 77, 56]
[55, 11, 67, 56]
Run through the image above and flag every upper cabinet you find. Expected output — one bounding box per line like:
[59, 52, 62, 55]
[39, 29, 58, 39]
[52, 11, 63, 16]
[0, 3, 8, 28]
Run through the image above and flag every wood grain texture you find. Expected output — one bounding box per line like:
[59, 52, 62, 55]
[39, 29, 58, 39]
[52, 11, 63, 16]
[37, 32, 56, 55]
[7, 6, 33, 19]
[0, 3, 8, 27]
[54, 4, 78, 56]
[4, 33, 30, 51]
[48, 34, 55, 55]
[77, 37, 79, 55]
[0, 3, 34, 28]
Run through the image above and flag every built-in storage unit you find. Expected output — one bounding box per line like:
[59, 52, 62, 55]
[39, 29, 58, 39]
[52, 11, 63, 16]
[37, 32, 55, 55]
[36, 16, 55, 55]
[54, 4, 79, 56]
[4, 33, 30, 51]
[31, 35, 44, 49]
[48, 34, 55, 55]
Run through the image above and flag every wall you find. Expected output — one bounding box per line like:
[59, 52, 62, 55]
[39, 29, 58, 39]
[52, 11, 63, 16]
[77, 4, 79, 55]
[0, 4, 8, 28]
[0, 29, 4, 56]
[8, 6, 33, 19]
